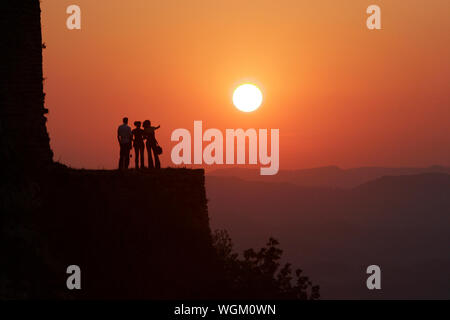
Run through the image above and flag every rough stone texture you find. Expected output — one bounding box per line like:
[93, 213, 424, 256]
[0, 0, 53, 175]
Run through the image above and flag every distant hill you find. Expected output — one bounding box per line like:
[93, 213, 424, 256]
[206, 172, 450, 299]
[208, 165, 450, 188]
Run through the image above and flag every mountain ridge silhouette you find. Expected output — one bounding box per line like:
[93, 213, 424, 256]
[209, 165, 450, 188]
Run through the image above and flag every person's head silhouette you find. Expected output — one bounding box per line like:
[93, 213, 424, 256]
[123, 117, 128, 125]
[134, 121, 141, 128]
[143, 120, 150, 128]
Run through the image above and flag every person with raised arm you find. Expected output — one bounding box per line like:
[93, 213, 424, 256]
[142, 120, 161, 169]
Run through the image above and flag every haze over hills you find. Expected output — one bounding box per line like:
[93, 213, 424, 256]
[208, 165, 450, 188]
[206, 171, 450, 299]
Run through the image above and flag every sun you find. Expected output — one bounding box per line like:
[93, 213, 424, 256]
[233, 84, 263, 112]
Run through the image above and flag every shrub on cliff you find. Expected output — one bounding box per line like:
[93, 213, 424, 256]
[213, 229, 320, 300]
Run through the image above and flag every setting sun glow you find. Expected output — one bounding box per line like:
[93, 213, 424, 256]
[232, 84, 263, 112]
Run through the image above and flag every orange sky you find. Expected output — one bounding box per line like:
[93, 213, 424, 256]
[41, 0, 450, 170]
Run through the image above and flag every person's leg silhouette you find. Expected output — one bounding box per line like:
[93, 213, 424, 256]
[119, 144, 127, 170]
[134, 146, 140, 169]
[118, 155, 123, 170]
[146, 142, 154, 168]
[139, 146, 145, 169]
[125, 144, 131, 169]
[152, 145, 161, 169]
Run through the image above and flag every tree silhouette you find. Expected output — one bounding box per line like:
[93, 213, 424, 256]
[213, 229, 320, 300]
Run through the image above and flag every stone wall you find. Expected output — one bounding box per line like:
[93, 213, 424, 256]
[1, 0, 53, 174]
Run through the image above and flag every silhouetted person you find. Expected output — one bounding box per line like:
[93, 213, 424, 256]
[143, 120, 161, 169]
[117, 117, 132, 170]
[132, 121, 145, 169]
